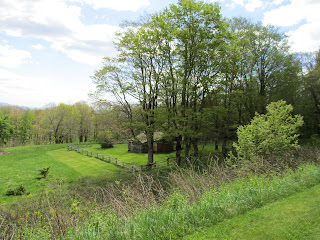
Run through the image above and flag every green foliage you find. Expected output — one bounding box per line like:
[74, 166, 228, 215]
[38, 166, 50, 179]
[233, 100, 304, 160]
[5, 185, 26, 196]
[0, 112, 14, 146]
[97, 130, 114, 148]
[17, 109, 34, 145]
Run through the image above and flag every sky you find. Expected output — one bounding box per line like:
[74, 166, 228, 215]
[0, 0, 319, 108]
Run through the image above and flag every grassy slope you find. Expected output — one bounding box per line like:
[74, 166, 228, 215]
[0, 143, 176, 204]
[0, 144, 75, 202]
[184, 184, 320, 240]
[0, 144, 130, 203]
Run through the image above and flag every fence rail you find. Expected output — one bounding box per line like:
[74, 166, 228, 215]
[67, 145, 157, 172]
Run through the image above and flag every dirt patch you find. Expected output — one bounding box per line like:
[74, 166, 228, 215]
[0, 150, 9, 156]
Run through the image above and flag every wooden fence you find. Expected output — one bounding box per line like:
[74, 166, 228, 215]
[67, 145, 157, 172]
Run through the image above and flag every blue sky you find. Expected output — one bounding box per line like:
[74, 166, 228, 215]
[0, 0, 319, 108]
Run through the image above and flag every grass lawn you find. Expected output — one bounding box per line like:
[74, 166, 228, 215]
[0, 144, 77, 203]
[0, 144, 129, 204]
[81, 143, 176, 166]
[184, 184, 320, 240]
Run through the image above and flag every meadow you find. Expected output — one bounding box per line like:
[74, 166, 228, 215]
[1, 143, 320, 239]
[0, 143, 175, 204]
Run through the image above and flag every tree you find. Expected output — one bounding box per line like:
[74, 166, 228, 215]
[233, 100, 304, 160]
[92, 0, 231, 165]
[93, 16, 167, 164]
[230, 18, 298, 114]
[42, 103, 80, 144]
[91, 58, 136, 139]
[74, 101, 93, 142]
[16, 109, 34, 145]
[303, 50, 320, 135]
[165, 0, 231, 164]
[0, 112, 14, 147]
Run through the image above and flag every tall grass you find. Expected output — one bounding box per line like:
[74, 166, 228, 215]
[1, 146, 320, 239]
[73, 164, 320, 240]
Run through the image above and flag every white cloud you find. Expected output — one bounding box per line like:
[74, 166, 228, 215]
[263, 1, 306, 27]
[272, 0, 285, 5]
[69, 0, 150, 11]
[244, 0, 262, 11]
[32, 44, 45, 50]
[0, 44, 32, 68]
[0, 0, 121, 65]
[224, 0, 262, 11]
[263, 0, 320, 52]
[287, 23, 320, 52]
[0, 68, 95, 108]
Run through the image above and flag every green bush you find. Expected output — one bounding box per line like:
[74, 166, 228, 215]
[97, 130, 114, 148]
[5, 185, 26, 196]
[233, 100, 304, 160]
[38, 167, 50, 179]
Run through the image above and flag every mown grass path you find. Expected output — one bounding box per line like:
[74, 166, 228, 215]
[47, 148, 121, 177]
[184, 184, 320, 240]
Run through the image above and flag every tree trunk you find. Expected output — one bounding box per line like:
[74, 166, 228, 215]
[184, 138, 191, 166]
[222, 138, 227, 158]
[175, 135, 182, 167]
[215, 141, 219, 151]
[192, 140, 199, 163]
[146, 131, 154, 165]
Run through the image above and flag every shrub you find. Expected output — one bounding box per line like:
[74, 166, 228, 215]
[233, 100, 304, 160]
[100, 142, 113, 149]
[38, 167, 50, 179]
[97, 130, 114, 148]
[5, 185, 26, 196]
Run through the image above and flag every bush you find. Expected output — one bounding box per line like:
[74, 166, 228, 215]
[5, 185, 26, 196]
[233, 100, 304, 160]
[97, 130, 114, 148]
[100, 142, 113, 149]
[38, 167, 50, 179]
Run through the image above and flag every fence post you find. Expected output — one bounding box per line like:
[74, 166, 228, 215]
[140, 165, 143, 171]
